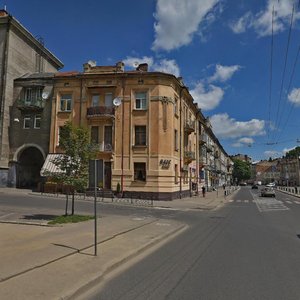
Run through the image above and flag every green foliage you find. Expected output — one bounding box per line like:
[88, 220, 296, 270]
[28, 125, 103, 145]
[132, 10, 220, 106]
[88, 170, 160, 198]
[51, 121, 96, 191]
[285, 146, 300, 159]
[232, 159, 251, 183]
[48, 215, 94, 225]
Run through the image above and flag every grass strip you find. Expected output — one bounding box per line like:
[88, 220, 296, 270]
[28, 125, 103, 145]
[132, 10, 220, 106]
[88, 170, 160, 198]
[48, 215, 94, 225]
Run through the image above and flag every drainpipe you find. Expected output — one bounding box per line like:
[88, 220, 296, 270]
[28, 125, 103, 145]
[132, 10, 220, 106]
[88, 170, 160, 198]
[121, 76, 125, 197]
[179, 85, 185, 199]
[0, 17, 10, 160]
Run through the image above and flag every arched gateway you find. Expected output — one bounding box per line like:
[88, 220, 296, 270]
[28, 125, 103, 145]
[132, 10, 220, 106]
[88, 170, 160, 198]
[14, 145, 45, 189]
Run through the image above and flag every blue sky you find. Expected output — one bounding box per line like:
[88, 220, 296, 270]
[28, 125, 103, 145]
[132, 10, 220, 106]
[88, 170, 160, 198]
[3, 0, 300, 161]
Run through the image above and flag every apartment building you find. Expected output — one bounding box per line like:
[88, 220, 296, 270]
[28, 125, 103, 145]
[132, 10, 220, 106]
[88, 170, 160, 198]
[47, 62, 203, 199]
[0, 9, 63, 186]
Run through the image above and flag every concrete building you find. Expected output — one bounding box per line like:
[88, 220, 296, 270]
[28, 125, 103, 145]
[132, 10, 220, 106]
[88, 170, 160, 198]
[0, 9, 63, 186]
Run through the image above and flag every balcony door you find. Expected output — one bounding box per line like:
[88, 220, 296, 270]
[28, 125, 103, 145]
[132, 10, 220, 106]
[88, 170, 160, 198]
[104, 126, 112, 150]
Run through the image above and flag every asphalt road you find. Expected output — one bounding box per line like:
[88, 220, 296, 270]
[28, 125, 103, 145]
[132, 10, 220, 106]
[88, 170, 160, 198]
[79, 187, 300, 300]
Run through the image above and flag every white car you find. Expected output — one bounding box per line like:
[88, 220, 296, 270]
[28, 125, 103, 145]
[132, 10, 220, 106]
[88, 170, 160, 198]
[266, 183, 275, 187]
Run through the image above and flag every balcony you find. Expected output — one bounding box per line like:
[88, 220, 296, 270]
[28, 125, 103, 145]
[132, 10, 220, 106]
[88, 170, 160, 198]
[199, 134, 207, 145]
[87, 106, 115, 119]
[96, 142, 113, 153]
[206, 144, 213, 153]
[184, 151, 195, 163]
[17, 98, 45, 111]
[184, 120, 195, 134]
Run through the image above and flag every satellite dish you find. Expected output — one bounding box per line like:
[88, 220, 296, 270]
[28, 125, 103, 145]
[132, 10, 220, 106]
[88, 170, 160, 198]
[113, 97, 122, 106]
[42, 91, 49, 100]
[133, 61, 139, 68]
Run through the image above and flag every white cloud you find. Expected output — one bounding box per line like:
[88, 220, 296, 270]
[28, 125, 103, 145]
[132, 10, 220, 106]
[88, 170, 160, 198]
[123, 56, 180, 77]
[152, 0, 220, 51]
[230, 0, 300, 37]
[208, 64, 241, 83]
[288, 88, 300, 106]
[123, 56, 154, 68]
[210, 113, 266, 138]
[190, 83, 224, 111]
[153, 59, 180, 77]
[229, 12, 252, 34]
[232, 137, 254, 148]
[264, 150, 282, 158]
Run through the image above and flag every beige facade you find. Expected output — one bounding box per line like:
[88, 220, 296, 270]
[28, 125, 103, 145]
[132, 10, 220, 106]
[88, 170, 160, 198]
[48, 62, 232, 199]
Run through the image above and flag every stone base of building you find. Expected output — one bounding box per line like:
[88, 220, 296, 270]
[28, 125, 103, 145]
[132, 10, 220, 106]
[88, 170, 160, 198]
[122, 189, 192, 201]
[0, 168, 8, 187]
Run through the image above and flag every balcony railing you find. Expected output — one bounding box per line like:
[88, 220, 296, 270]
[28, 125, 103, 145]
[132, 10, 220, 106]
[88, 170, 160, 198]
[87, 106, 115, 118]
[199, 134, 207, 144]
[184, 120, 195, 134]
[17, 98, 45, 110]
[97, 142, 113, 152]
[184, 151, 195, 162]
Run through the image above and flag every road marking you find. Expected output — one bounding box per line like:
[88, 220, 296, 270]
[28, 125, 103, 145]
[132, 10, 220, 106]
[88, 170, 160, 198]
[237, 200, 241, 203]
[0, 213, 15, 219]
[244, 200, 249, 203]
[286, 201, 292, 204]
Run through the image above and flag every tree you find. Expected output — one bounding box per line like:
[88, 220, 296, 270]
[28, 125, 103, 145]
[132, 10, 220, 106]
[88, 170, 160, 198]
[51, 122, 95, 215]
[285, 146, 300, 159]
[232, 159, 251, 183]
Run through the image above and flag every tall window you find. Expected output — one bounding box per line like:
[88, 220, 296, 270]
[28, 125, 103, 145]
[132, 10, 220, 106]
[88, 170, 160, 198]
[174, 129, 178, 151]
[34, 115, 41, 129]
[135, 126, 146, 146]
[92, 94, 100, 107]
[60, 94, 72, 111]
[91, 126, 99, 143]
[105, 93, 113, 107]
[134, 163, 146, 181]
[135, 92, 147, 110]
[23, 116, 31, 129]
[174, 97, 178, 115]
[24, 87, 43, 104]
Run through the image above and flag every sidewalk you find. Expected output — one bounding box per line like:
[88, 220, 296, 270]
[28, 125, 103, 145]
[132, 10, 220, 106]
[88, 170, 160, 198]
[0, 187, 239, 299]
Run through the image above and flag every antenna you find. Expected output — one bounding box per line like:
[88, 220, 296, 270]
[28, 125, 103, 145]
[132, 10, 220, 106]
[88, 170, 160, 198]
[113, 97, 122, 106]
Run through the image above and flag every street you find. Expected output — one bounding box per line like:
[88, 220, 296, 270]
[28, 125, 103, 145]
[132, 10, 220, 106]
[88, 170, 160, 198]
[2, 187, 300, 299]
[81, 187, 300, 300]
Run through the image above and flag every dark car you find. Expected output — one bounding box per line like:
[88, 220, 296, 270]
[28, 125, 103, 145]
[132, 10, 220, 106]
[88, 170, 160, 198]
[261, 187, 276, 197]
[251, 184, 258, 189]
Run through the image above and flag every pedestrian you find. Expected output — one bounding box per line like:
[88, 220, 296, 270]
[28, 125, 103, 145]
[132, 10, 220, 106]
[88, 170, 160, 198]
[202, 186, 206, 197]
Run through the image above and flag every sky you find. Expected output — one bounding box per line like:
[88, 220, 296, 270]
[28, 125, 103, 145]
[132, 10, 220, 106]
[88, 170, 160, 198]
[3, 0, 300, 161]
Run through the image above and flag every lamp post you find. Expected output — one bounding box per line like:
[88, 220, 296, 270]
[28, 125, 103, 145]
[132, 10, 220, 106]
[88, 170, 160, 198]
[94, 159, 98, 256]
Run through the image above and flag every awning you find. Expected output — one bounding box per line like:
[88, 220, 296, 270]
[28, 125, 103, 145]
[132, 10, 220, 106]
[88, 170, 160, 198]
[40, 154, 66, 176]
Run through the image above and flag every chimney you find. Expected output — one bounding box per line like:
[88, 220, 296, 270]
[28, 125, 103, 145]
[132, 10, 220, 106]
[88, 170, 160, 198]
[116, 61, 124, 72]
[136, 63, 148, 72]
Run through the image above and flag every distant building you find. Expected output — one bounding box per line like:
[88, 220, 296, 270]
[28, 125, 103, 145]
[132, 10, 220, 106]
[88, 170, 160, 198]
[0, 10, 63, 186]
[252, 160, 280, 185]
[231, 154, 252, 163]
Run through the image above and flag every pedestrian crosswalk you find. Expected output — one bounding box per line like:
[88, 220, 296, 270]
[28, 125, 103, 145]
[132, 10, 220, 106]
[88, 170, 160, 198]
[228, 196, 300, 212]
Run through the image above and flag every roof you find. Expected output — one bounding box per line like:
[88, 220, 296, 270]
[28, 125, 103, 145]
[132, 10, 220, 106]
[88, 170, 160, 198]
[40, 154, 66, 176]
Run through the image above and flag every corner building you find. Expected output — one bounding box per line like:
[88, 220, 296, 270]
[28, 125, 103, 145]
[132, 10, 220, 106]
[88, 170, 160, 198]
[50, 62, 201, 200]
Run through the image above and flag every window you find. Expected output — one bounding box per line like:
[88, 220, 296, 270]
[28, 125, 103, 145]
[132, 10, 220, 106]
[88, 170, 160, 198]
[105, 93, 113, 107]
[175, 164, 178, 184]
[174, 129, 178, 151]
[23, 116, 31, 129]
[34, 115, 41, 129]
[135, 126, 146, 146]
[24, 87, 43, 105]
[135, 92, 147, 110]
[92, 94, 100, 107]
[60, 94, 72, 111]
[134, 163, 146, 181]
[174, 97, 178, 115]
[91, 126, 99, 143]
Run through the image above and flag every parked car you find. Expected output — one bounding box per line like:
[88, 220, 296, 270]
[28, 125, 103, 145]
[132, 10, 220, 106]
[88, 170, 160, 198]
[240, 182, 247, 186]
[251, 184, 258, 189]
[266, 182, 276, 188]
[261, 187, 275, 197]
